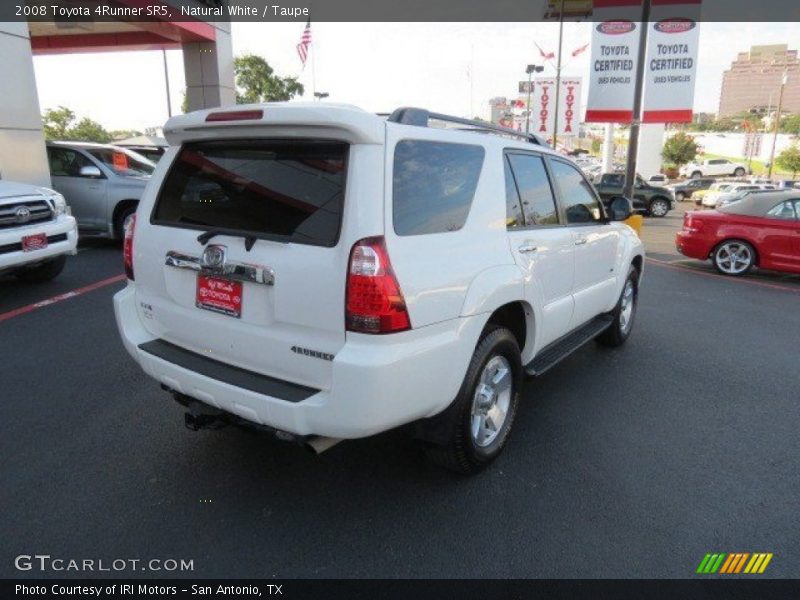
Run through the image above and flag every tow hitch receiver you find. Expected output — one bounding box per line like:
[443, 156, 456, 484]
[184, 411, 228, 431]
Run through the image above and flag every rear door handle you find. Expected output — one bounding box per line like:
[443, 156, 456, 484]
[518, 244, 538, 254]
[574, 238, 588, 246]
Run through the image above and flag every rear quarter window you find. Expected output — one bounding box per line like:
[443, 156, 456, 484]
[392, 140, 485, 236]
[152, 140, 348, 247]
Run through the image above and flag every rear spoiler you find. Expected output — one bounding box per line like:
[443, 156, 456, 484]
[163, 103, 385, 146]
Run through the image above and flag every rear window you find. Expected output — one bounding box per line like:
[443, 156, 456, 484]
[152, 140, 348, 247]
[392, 140, 484, 236]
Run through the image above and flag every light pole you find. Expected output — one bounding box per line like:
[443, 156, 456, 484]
[162, 49, 172, 118]
[524, 64, 543, 134]
[767, 70, 788, 179]
[314, 92, 329, 102]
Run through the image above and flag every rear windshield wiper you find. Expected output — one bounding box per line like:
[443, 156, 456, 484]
[197, 230, 225, 245]
[197, 229, 258, 252]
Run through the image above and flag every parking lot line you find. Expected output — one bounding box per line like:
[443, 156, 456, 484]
[647, 257, 800, 294]
[0, 273, 125, 324]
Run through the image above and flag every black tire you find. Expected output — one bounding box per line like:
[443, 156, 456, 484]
[691, 171, 702, 179]
[15, 255, 67, 283]
[648, 197, 670, 218]
[712, 239, 755, 277]
[675, 191, 686, 202]
[424, 326, 522, 475]
[596, 266, 639, 348]
[734, 167, 746, 177]
[114, 204, 137, 241]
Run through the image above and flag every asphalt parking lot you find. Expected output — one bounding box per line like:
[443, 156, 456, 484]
[2, 212, 799, 579]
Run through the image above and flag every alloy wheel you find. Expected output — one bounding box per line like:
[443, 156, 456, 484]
[470, 355, 513, 448]
[715, 242, 753, 275]
[619, 279, 636, 334]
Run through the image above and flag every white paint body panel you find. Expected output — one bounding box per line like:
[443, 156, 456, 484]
[114, 103, 645, 439]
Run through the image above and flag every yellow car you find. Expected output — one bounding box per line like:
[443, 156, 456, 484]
[693, 183, 733, 206]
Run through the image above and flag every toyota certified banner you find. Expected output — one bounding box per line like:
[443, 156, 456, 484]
[642, 1, 702, 123]
[531, 77, 583, 137]
[585, 0, 644, 123]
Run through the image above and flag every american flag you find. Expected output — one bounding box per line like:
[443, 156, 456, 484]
[296, 19, 312, 67]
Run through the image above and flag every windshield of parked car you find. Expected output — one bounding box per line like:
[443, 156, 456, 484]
[86, 147, 155, 177]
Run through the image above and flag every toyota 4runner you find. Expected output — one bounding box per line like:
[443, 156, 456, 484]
[0, 180, 78, 282]
[114, 104, 645, 473]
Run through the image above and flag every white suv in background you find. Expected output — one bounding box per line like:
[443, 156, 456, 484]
[0, 180, 77, 282]
[114, 104, 644, 473]
[679, 158, 747, 179]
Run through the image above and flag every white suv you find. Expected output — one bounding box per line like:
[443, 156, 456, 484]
[679, 158, 747, 179]
[114, 104, 644, 473]
[0, 180, 78, 281]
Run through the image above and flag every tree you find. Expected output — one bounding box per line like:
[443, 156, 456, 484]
[662, 131, 698, 167]
[234, 54, 304, 104]
[42, 106, 75, 140]
[776, 144, 800, 177]
[42, 107, 112, 143]
[70, 118, 112, 143]
[779, 113, 800, 134]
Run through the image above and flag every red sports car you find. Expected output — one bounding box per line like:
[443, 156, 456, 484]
[676, 191, 800, 276]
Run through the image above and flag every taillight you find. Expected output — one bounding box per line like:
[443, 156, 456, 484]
[346, 237, 410, 334]
[684, 213, 704, 233]
[123, 213, 136, 280]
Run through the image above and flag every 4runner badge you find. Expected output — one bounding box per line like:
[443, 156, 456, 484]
[291, 346, 335, 362]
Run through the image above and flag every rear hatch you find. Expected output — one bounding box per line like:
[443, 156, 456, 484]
[133, 108, 384, 392]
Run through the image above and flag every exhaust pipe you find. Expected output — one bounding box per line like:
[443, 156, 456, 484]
[303, 436, 343, 454]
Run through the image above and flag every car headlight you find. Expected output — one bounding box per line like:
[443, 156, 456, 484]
[51, 193, 69, 216]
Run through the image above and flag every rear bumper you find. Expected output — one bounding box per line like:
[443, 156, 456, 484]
[113, 284, 483, 439]
[675, 231, 712, 260]
[0, 216, 78, 272]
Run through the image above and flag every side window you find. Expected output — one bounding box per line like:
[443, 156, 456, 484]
[506, 153, 559, 226]
[47, 148, 92, 177]
[549, 159, 604, 224]
[393, 140, 485, 236]
[766, 201, 797, 220]
[504, 157, 525, 229]
[604, 174, 624, 187]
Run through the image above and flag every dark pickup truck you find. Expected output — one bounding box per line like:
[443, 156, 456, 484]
[593, 173, 674, 218]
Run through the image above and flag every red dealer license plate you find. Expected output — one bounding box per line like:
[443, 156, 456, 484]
[21, 233, 48, 252]
[196, 275, 243, 318]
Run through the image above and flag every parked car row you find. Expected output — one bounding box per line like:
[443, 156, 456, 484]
[0, 140, 164, 283]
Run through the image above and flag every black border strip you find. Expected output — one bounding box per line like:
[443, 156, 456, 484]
[138, 339, 320, 403]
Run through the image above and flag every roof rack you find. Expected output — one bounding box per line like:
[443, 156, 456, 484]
[386, 107, 546, 147]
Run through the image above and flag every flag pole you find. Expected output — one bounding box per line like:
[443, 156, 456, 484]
[552, 0, 565, 150]
[311, 35, 316, 98]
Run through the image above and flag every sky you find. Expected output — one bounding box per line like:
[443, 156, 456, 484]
[31, 21, 798, 132]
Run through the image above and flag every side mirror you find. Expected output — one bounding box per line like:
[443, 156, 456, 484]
[79, 165, 102, 178]
[608, 196, 633, 221]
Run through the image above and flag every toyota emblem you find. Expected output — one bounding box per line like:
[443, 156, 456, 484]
[15, 206, 31, 224]
[201, 244, 226, 268]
